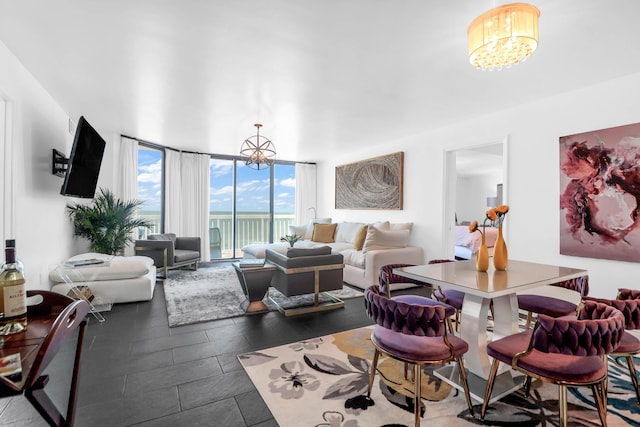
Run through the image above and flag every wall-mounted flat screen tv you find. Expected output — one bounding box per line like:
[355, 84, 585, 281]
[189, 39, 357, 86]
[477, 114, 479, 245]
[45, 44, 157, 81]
[60, 116, 106, 198]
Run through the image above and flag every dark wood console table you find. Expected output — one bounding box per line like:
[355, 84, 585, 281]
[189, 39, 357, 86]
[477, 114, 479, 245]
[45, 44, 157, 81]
[0, 290, 90, 426]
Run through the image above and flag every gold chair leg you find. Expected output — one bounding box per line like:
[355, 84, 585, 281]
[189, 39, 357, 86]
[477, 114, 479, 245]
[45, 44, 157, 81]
[525, 311, 533, 329]
[414, 363, 421, 427]
[367, 349, 380, 398]
[625, 354, 640, 404]
[558, 385, 568, 427]
[456, 356, 474, 416]
[592, 379, 608, 427]
[480, 359, 501, 419]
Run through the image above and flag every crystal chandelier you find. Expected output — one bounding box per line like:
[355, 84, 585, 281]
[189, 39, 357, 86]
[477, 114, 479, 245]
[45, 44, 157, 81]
[239, 123, 276, 170]
[468, 3, 540, 71]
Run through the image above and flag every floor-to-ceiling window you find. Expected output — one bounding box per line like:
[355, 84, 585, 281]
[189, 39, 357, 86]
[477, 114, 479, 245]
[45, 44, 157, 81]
[137, 144, 164, 237]
[137, 143, 297, 260]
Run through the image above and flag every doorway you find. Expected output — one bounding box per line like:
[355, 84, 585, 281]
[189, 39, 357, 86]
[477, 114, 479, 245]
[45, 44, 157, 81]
[442, 137, 508, 258]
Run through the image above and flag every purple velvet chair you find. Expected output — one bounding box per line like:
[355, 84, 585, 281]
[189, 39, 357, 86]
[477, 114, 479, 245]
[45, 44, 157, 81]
[585, 295, 640, 404]
[378, 263, 433, 299]
[517, 275, 589, 329]
[618, 288, 640, 300]
[429, 259, 465, 331]
[480, 300, 625, 426]
[364, 285, 473, 427]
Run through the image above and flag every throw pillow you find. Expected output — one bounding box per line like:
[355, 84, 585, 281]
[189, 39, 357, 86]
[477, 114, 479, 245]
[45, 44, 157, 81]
[390, 222, 414, 231]
[287, 246, 332, 258]
[304, 217, 332, 240]
[372, 221, 390, 230]
[353, 225, 368, 251]
[362, 225, 411, 253]
[334, 221, 366, 244]
[312, 223, 338, 243]
[288, 224, 308, 239]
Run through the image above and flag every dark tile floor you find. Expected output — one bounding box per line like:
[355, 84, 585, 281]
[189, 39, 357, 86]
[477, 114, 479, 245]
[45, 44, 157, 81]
[0, 266, 400, 426]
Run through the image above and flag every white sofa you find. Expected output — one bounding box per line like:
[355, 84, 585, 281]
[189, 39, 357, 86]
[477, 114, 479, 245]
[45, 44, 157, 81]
[242, 220, 424, 290]
[49, 252, 156, 304]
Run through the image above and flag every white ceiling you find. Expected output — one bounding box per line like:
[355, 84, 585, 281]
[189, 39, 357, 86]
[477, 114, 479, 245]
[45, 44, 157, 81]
[1, 1, 639, 162]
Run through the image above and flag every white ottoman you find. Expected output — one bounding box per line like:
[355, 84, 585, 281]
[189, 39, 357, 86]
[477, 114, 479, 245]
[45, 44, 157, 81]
[49, 253, 156, 304]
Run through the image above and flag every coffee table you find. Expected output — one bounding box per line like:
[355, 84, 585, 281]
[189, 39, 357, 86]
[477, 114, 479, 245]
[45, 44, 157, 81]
[233, 261, 276, 313]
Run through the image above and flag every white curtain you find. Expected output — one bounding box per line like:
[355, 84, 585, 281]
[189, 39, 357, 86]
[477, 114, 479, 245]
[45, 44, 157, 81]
[180, 152, 210, 260]
[295, 163, 317, 224]
[119, 137, 138, 255]
[164, 149, 182, 233]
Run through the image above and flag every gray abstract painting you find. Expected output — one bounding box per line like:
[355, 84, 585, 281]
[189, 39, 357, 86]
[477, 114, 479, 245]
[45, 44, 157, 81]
[335, 152, 403, 209]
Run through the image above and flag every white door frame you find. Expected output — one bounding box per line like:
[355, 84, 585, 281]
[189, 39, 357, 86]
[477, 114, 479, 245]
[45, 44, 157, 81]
[441, 135, 509, 257]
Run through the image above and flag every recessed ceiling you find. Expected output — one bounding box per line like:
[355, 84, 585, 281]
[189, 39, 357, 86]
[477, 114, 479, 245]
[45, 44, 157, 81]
[0, 1, 638, 161]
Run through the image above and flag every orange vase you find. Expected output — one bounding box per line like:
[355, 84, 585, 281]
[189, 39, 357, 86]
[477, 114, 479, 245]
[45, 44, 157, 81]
[476, 234, 489, 272]
[493, 225, 508, 270]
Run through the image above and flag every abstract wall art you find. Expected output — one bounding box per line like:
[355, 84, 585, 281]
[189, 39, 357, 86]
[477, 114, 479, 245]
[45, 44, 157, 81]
[335, 152, 403, 210]
[560, 122, 640, 262]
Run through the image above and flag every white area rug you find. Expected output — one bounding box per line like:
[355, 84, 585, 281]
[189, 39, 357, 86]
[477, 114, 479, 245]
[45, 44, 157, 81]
[163, 265, 363, 327]
[239, 326, 640, 427]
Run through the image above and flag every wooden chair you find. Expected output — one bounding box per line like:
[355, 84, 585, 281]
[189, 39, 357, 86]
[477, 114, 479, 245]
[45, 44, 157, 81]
[24, 291, 90, 427]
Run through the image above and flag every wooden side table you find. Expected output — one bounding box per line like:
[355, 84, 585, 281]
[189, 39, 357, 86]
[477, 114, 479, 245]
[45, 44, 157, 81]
[233, 262, 276, 313]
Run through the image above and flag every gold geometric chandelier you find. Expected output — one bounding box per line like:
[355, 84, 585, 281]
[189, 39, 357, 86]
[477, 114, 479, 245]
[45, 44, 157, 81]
[239, 123, 276, 170]
[468, 3, 540, 71]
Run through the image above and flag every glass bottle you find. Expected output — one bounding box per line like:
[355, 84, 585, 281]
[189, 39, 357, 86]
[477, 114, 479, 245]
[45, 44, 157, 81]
[0, 245, 27, 335]
[2, 240, 24, 274]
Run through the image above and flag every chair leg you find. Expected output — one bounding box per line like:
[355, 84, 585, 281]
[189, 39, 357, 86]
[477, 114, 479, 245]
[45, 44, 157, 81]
[625, 354, 640, 404]
[456, 356, 474, 416]
[367, 349, 380, 398]
[592, 379, 609, 427]
[480, 359, 501, 419]
[414, 363, 422, 427]
[558, 385, 568, 427]
[525, 311, 533, 329]
[523, 375, 533, 397]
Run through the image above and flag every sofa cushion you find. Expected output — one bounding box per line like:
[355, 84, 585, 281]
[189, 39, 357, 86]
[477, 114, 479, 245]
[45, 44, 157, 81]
[353, 225, 368, 251]
[286, 246, 332, 258]
[335, 221, 366, 244]
[341, 249, 366, 269]
[390, 222, 414, 231]
[304, 218, 332, 240]
[312, 223, 338, 243]
[288, 224, 308, 238]
[362, 225, 411, 253]
[373, 221, 390, 230]
[174, 249, 200, 263]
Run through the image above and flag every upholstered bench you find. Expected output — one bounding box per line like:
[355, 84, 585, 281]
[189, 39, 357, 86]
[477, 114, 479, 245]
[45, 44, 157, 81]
[49, 252, 156, 305]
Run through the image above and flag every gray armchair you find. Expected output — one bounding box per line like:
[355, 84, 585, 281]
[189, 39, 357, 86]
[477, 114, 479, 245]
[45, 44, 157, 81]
[265, 246, 345, 316]
[135, 233, 201, 277]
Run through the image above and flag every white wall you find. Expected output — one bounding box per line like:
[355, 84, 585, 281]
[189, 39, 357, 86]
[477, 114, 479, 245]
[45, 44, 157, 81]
[456, 172, 502, 224]
[0, 41, 116, 290]
[318, 72, 640, 298]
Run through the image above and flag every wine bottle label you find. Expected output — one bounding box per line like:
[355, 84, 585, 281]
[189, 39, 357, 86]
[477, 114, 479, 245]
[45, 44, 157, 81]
[2, 284, 26, 317]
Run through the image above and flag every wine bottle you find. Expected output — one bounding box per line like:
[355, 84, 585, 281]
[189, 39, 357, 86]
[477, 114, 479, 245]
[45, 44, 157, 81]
[3, 240, 24, 274]
[0, 245, 27, 335]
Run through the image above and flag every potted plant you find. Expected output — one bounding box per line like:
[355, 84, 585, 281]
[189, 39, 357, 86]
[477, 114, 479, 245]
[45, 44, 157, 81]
[66, 188, 153, 255]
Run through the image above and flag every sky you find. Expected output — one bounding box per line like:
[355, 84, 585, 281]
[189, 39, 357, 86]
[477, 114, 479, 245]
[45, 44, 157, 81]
[137, 149, 295, 213]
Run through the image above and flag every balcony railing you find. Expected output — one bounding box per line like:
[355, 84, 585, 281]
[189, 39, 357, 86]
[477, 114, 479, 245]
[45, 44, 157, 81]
[138, 212, 295, 260]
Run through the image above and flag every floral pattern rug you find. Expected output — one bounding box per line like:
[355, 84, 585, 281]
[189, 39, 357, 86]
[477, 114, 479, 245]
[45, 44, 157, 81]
[239, 326, 640, 427]
[163, 265, 362, 327]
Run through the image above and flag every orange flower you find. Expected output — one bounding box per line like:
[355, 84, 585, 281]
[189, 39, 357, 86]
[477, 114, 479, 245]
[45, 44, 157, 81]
[469, 221, 479, 233]
[486, 209, 498, 221]
[496, 205, 509, 215]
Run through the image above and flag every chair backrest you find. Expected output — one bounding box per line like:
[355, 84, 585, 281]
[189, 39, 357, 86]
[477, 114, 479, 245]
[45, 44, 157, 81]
[364, 285, 448, 337]
[551, 275, 589, 297]
[618, 288, 640, 300]
[531, 300, 624, 356]
[377, 264, 423, 295]
[148, 233, 176, 244]
[585, 296, 640, 330]
[25, 296, 90, 388]
[209, 227, 221, 245]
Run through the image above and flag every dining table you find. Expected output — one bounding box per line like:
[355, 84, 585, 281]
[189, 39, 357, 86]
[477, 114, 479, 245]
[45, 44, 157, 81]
[393, 259, 587, 403]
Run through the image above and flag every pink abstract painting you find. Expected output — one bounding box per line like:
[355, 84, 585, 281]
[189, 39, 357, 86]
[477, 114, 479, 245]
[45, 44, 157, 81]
[560, 122, 640, 262]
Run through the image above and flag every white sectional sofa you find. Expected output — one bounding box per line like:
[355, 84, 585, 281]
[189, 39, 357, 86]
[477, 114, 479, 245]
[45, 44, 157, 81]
[242, 219, 424, 290]
[49, 252, 156, 304]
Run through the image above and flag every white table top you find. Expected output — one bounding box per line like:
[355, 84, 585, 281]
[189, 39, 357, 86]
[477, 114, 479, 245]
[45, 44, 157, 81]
[394, 259, 587, 298]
